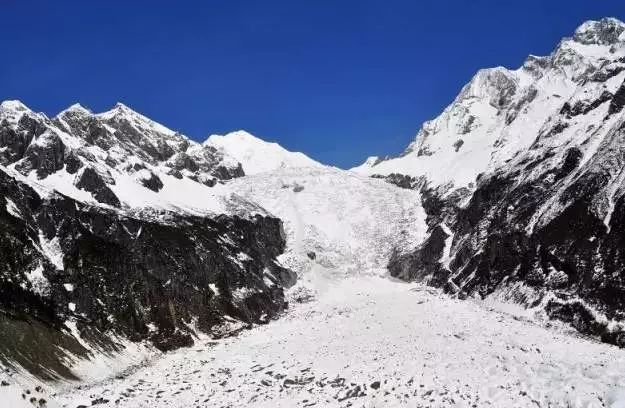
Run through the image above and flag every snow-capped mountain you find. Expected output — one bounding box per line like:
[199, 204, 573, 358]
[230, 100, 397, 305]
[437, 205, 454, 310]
[0, 95, 425, 388]
[3, 16, 625, 408]
[205, 130, 322, 175]
[353, 18, 625, 190]
[0, 100, 311, 386]
[0, 101, 324, 215]
[357, 17, 625, 347]
[0, 100, 247, 214]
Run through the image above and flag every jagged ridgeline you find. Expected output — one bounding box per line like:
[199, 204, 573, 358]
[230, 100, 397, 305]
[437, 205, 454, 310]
[0, 101, 297, 380]
[356, 18, 625, 347]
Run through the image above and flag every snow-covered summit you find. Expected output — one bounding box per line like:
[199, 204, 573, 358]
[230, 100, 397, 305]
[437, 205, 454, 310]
[352, 17, 625, 191]
[204, 130, 322, 175]
[353, 17, 625, 357]
[0, 99, 329, 217]
[95, 102, 181, 139]
[0, 99, 31, 112]
[58, 103, 91, 116]
[0, 100, 45, 126]
[0, 100, 246, 214]
[573, 17, 625, 45]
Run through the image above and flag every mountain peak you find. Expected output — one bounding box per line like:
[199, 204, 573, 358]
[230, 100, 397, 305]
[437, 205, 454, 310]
[457, 67, 518, 104]
[214, 130, 272, 144]
[113, 101, 132, 111]
[352, 17, 625, 188]
[94, 102, 179, 138]
[57, 103, 91, 117]
[0, 100, 31, 113]
[68, 102, 90, 112]
[573, 17, 625, 45]
[204, 130, 322, 175]
[0, 100, 40, 126]
[97, 102, 137, 119]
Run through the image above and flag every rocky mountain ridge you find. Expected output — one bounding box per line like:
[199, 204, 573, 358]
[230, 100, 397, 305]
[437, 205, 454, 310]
[0, 100, 321, 216]
[357, 17, 625, 347]
[0, 100, 307, 381]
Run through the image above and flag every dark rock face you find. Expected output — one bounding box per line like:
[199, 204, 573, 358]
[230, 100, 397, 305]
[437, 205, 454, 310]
[389, 225, 448, 284]
[64, 151, 83, 174]
[0, 115, 47, 165]
[608, 81, 625, 114]
[383, 67, 625, 347]
[171, 152, 199, 172]
[0, 167, 295, 378]
[14, 132, 66, 178]
[561, 91, 613, 117]
[0, 103, 246, 202]
[372, 173, 422, 190]
[213, 163, 245, 180]
[138, 171, 164, 192]
[389, 123, 625, 347]
[75, 167, 121, 207]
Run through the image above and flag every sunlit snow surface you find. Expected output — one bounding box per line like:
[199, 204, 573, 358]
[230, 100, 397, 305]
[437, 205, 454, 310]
[2, 167, 625, 407]
[225, 167, 427, 276]
[44, 167, 625, 407]
[50, 275, 625, 408]
[351, 26, 625, 196]
[3, 19, 625, 404]
[205, 130, 323, 175]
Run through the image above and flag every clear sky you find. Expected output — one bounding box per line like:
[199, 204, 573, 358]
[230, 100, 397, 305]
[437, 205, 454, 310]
[2, 1, 624, 168]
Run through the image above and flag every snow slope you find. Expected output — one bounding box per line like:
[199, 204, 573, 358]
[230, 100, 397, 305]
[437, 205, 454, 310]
[205, 130, 323, 175]
[0, 384, 62, 408]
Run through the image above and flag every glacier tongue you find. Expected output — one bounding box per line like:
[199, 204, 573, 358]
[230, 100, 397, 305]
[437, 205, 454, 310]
[226, 166, 427, 277]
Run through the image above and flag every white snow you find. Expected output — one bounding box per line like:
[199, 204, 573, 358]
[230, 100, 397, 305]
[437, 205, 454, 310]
[0, 383, 62, 408]
[237, 252, 252, 262]
[24, 262, 49, 296]
[608, 388, 625, 408]
[109, 170, 231, 215]
[209, 283, 220, 296]
[350, 25, 625, 196]
[226, 166, 427, 276]
[205, 130, 323, 175]
[38, 232, 64, 271]
[232, 286, 255, 301]
[5, 197, 22, 218]
[54, 275, 625, 408]
[439, 223, 455, 270]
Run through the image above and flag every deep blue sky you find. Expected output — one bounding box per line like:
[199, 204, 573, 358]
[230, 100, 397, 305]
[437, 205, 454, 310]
[2, 1, 624, 168]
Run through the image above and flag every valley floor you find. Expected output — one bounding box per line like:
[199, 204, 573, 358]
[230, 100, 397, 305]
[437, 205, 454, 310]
[53, 270, 625, 408]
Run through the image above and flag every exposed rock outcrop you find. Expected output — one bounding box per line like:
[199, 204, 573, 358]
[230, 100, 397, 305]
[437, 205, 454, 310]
[0, 167, 295, 379]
